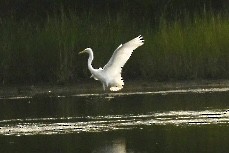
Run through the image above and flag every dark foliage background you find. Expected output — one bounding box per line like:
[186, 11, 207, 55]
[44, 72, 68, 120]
[0, 0, 228, 85]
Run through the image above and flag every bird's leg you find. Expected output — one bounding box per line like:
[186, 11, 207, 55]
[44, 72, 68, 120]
[103, 84, 106, 91]
[102, 83, 110, 97]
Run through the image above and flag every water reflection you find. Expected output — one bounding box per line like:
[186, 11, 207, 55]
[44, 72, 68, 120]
[92, 138, 126, 153]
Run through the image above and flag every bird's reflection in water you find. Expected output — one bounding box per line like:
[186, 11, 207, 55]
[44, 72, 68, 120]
[92, 138, 126, 153]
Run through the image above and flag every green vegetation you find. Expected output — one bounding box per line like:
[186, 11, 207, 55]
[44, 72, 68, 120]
[144, 15, 229, 80]
[0, 1, 228, 84]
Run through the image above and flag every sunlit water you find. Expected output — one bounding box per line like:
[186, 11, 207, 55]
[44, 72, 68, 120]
[1, 87, 229, 153]
[0, 109, 229, 136]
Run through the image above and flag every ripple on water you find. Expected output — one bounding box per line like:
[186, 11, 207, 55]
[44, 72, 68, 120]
[0, 87, 229, 100]
[0, 109, 229, 136]
[74, 87, 229, 97]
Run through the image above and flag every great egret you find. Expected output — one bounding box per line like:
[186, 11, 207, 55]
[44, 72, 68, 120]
[79, 35, 144, 91]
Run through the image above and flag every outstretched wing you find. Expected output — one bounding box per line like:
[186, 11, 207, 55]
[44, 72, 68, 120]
[103, 35, 144, 78]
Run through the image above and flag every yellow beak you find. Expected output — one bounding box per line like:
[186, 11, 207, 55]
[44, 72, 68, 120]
[78, 50, 85, 54]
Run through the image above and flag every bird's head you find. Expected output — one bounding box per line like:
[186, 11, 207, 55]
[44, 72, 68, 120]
[79, 48, 92, 54]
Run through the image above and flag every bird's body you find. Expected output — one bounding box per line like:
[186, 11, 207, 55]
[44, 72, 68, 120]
[79, 35, 144, 91]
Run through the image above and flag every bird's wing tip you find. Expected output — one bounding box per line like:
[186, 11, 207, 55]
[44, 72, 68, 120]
[136, 35, 144, 45]
[137, 35, 144, 40]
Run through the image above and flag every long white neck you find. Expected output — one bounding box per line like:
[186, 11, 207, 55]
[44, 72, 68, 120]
[87, 49, 95, 73]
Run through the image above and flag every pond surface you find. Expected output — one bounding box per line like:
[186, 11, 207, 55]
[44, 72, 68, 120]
[1, 87, 229, 153]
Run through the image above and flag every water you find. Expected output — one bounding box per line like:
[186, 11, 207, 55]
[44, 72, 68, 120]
[1, 87, 229, 153]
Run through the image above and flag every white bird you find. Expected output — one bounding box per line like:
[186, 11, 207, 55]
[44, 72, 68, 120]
[79, 35, 144, 91]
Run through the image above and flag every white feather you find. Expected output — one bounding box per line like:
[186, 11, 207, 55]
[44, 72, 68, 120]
[79, 35, 144, 91]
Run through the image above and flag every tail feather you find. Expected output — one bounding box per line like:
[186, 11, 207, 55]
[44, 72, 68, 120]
[109, 79, 124, 91]
[110, 86, 123, 91]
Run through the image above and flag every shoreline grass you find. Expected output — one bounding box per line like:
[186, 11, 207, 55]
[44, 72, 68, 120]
[0, 9, 228, 84]
[143, 15, 229, 81]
